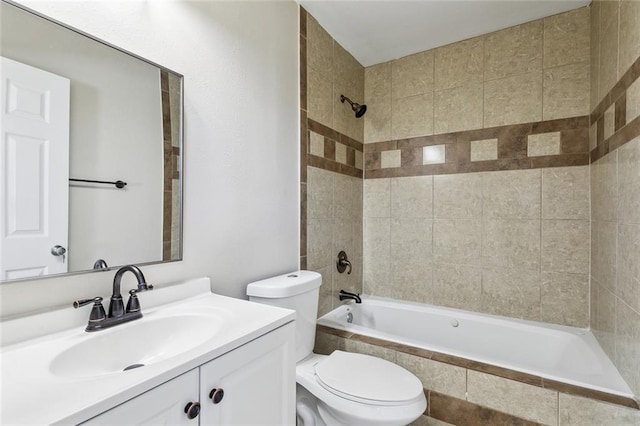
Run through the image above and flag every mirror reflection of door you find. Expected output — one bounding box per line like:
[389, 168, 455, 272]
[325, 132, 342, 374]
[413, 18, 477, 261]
[0, 57, 70, 280]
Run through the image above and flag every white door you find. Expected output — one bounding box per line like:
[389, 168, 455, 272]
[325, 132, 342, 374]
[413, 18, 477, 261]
[0, 57, 70, 280]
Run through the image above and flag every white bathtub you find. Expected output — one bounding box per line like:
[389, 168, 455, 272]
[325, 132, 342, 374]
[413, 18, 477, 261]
[317, 296, 634, 399]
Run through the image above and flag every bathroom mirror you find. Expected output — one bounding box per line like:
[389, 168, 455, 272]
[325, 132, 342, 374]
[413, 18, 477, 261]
[0, 0, 183, 282]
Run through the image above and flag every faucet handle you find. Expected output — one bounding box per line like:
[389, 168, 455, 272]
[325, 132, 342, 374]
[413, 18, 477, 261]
[126, 289, 141, 313]
[137, 282, 153, 292]
[73, 297, 107, 323]
[73, 296, 102, 308]
[337, 251, 352, 275]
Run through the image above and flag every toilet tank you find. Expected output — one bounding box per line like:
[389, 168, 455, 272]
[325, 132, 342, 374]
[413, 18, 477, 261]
[247, 271, 322, 362]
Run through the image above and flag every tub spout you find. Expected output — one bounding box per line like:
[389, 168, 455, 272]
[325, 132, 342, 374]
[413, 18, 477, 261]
[339, 290, 361, 304]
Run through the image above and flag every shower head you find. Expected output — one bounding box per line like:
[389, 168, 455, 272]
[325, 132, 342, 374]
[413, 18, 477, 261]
[340, 95, 367, 118]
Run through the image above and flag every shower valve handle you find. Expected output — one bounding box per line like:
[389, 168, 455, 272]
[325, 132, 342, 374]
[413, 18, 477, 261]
[337, 251, 352, 275]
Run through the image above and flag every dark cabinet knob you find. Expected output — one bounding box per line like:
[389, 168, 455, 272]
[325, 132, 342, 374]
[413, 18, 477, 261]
[184, 402, 200, 419]
[209, 388, 224, 404]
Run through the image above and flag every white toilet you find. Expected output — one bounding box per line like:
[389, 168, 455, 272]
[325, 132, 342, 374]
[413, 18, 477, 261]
[247, 270, 426, 426]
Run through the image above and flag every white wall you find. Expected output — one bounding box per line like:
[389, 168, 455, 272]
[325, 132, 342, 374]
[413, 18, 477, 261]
[0, 0, 300, 318]
[1, 2, 163, 272]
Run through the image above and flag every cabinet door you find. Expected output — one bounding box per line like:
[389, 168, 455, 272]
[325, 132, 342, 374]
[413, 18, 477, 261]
[83, 369, 199, 425]
[199, 323, 295, 426]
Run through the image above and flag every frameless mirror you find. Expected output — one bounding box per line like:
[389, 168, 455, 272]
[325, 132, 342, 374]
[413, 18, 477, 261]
[0, 0, 183, 282]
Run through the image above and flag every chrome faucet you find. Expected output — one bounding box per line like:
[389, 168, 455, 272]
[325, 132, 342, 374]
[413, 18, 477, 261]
[93, 259, 108, 270]
[73, 265, 153, 332]
[339, 289, 362, 304]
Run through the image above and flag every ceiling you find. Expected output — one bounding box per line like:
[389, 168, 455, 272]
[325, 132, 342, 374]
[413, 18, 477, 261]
[298, 0, 591, 67]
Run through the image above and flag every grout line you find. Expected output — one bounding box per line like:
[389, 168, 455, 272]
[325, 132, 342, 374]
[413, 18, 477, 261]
[616, 0, 620, 82]
[432, 51, 437, 136]
[613, 148, 619, 361]
[541, 15, 546, 122]
[482, 37, 486, 129]
[588, 144, 593, 327]
[430, 175, 435, 304]
[480, 171, 485, 308]
[465, 367, 469, 400]
[539, 169, 544, 321]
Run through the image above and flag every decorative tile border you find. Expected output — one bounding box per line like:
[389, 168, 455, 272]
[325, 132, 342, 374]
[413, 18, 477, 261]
[307, 119, 363, 178]
[591, 55, 640, 127]
[365, 116, 590, 179]
[590, 54, 640, 163]
[316, 324, 640, 410]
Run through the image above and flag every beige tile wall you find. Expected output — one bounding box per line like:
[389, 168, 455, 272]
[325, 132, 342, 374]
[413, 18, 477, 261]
[363, 166, 590, 326]
[307, 166, 363, 316]
[307, 15, 364, 143]
[592, 0, 640, 107]
[590, 138, 640, 397]
[590, 0, 640, 398]
[559, 393, 640, 425]
[364, 7, 590, 143]
[304, 12, 365, 316]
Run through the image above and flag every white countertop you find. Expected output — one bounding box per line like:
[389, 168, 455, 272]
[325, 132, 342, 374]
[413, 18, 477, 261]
[0, 278, 295, 425]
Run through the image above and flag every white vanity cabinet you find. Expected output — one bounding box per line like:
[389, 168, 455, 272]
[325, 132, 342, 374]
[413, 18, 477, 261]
[83, 323, 295, 425]
[82, 369, 199, 426]
[199, 323, 295, 425]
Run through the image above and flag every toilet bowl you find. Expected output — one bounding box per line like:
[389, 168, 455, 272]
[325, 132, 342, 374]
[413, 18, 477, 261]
[247, 271, 426, 426]
[296, 352, 426, 426]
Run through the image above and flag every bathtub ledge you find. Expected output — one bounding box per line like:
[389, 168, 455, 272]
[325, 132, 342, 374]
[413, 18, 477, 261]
[316, 324, 640, 411]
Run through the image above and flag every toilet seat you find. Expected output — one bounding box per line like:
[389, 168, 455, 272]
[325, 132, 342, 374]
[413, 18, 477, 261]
[314, 351, 423, 406]
[296, 353, 427, 426]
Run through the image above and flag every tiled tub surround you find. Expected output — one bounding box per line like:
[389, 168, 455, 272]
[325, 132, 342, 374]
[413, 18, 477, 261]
[307, 165, 363, 318]
[363, 166, 591, 327]
[304, 10, 364, 143]
[301, 7, 365, 315]
[304, 122, 365, 317]
[300, 3, 640, 421]
[315, 324, 640, 426]
[589, 0, 640, 400]
[360, 6, 594, 328]
[364, 7, 590, 145]
[590, 138, 640, 399]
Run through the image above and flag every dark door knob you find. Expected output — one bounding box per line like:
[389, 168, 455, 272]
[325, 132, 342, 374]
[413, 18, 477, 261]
[184, 401, 200, 419]
[209, 388, 224, 404]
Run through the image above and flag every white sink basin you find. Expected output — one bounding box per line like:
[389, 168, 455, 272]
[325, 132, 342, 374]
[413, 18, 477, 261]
[50, 313, 222, 378]
[1, 277, 296, 426]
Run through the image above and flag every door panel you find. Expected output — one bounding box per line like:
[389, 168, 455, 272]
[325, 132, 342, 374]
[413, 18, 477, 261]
[0, 56, 70, 279]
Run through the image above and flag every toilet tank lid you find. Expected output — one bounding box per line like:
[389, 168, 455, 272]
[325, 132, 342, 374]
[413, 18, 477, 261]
[246, 270, 322, 298]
